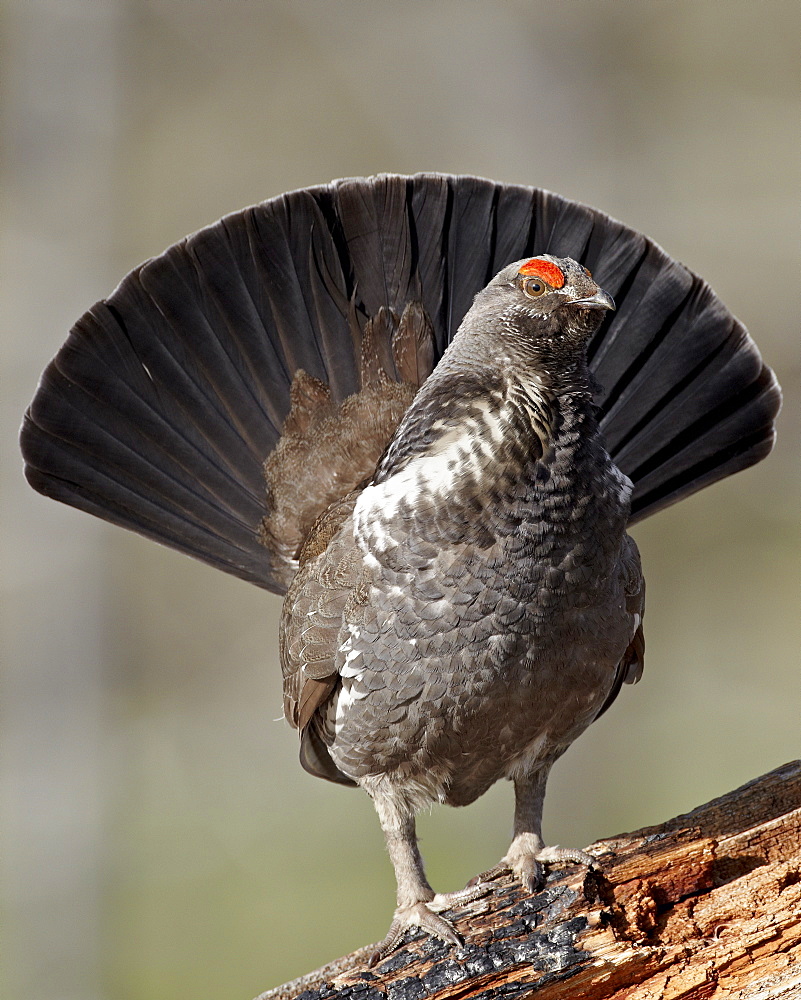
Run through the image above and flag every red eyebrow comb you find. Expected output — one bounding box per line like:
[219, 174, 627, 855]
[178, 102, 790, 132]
[519, 258, 565, 288]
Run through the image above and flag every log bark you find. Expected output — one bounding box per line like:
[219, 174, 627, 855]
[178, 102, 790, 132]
[256, 761, 801, 1000]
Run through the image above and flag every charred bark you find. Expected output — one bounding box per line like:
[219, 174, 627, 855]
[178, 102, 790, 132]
[257, 762, 801, 1000]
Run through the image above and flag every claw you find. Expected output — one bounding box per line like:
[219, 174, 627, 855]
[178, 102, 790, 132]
[467, 844, 598, 897]
[368, 901, 462, 967]
[521, 863, 543, 894]
[368, 880, 494, 966]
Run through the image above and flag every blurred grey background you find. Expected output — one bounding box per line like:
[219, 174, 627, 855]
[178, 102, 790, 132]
[3, 2, 799, 998]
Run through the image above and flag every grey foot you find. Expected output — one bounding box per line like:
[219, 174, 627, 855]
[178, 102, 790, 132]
[469, 839, 599, 894]
[368, 883, 491, 966]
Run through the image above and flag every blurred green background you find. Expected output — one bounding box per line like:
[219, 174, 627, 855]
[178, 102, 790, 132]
[3, 2, 799, 998]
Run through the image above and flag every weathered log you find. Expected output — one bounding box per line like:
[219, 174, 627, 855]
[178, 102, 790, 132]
[257, 761, 801, 1000]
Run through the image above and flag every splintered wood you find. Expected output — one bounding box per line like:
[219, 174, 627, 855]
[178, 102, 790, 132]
[257, 762, 801, 1000]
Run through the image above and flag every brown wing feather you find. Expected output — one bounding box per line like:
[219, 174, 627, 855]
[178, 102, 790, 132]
[594, 533, 645, 721]
[280, 490, 365, 730]
[273, 297, 437, 736]
[260, 300, 436, 590]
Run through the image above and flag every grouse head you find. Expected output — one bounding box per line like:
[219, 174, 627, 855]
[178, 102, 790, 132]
[458, 255, 615, 387]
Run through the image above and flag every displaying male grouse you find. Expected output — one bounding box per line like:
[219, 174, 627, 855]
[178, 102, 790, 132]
[21, 173, 781, 958]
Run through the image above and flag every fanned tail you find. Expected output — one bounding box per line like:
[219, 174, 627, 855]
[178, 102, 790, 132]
[21, 173, 781, 593]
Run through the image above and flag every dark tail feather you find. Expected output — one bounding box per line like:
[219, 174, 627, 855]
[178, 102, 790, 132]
[581, 240, 781, 521]
[21, 173, 781, 593]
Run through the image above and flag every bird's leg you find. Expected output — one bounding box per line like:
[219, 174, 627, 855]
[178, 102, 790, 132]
[472, 767, 597, 893]
[368, 784, 487, 964]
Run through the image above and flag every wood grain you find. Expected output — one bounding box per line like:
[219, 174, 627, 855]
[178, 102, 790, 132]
[256, 761, 801, 1000]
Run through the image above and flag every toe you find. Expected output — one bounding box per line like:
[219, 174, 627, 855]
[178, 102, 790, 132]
[515, 855, 544, 894]
[369, 902, 462, 966]
[536, 845, 599, 870]
[466, 857, 543, 894]
[430, 881, 492, 910]
[466, 861, 510, 888]
[470, 842, 598, 898]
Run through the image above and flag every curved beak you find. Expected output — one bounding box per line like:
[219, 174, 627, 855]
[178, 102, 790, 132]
[572, 288, 615, 311]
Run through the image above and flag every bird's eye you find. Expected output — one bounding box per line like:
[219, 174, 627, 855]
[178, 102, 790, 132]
[522, 277, 547, 298]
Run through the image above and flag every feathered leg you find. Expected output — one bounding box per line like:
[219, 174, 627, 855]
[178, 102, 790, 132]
[367, 782, 488, 964]
[474, 767, 597, 893]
